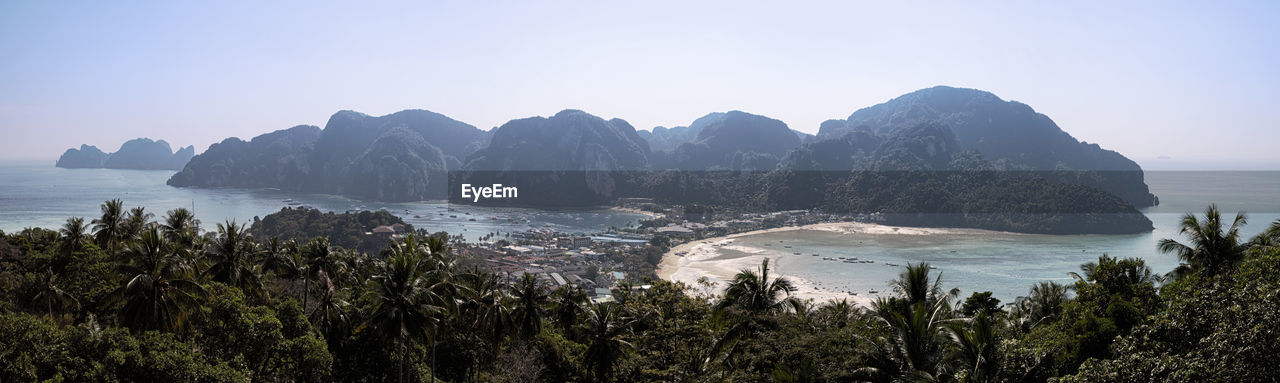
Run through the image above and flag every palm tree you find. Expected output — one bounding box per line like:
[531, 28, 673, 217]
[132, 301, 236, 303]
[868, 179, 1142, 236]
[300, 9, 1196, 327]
[1013, 281, 1070, 329]
[203, 220, 263, 297]
[855, 263, 960, 381]
[705, 259, 801, 373]
[1158, 204, 1249, 277]
[869, 297, 954, 381]
[549, 285, 588, 334]
[816, 299, 863, 329]
[891, 262, 949, 306]
[30, 268, 79, 321]
[360, 238, 445, 383]
[59, 217, 90, 255]
[123, 206, 154, 239]
[947, 310, 1000, 382]
[92, 199, 126, 255]
[161, 207, 200, 248]
[261, 237, 301, 280]
[1070, 254, 1160, 287]
[715, 258, 801, 316]
[110, 226, 205, 332]
[309, 271, 350, 347]
[582, 302, 636, 381]
[511, 273, 548, 339]
[302, 237, 339, 310]
[457, 271, 511, 362]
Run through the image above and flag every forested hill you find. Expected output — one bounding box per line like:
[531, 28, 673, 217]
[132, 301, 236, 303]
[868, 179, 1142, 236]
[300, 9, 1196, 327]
[814, 86, 1157, 207]
[167, 109, 489, 202]
[162, 87, 1158, 234]
[247, 207, 410, 254]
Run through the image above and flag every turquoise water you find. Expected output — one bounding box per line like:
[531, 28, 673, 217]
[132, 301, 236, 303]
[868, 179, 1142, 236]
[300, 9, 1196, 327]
[0, 160, 646, 242]
[743, 171, 1280, 302]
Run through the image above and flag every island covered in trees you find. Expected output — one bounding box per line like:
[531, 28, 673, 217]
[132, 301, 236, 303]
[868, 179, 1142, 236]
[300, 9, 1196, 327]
[1, 200, 1276, 381]
[166, 87, 1158, 235]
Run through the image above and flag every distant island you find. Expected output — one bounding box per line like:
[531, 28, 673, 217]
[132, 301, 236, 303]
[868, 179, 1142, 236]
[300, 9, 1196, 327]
[56, 138, 195, 171]
[168, 86, 1159, 234]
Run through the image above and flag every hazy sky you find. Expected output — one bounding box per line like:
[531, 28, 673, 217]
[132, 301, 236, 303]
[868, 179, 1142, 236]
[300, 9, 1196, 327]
[2, 1, 1277, 168]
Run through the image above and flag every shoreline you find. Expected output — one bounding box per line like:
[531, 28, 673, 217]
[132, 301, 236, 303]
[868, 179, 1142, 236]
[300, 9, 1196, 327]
[658, 221, 1013, 306]
[609, 206, 661, 218]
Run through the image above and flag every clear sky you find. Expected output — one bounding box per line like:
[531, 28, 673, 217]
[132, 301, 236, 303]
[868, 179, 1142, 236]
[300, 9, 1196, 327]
[2, 1, 1277, 168]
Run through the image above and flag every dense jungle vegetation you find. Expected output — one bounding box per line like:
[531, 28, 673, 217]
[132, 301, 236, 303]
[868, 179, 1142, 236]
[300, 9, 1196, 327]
[1, 200, 1277, 382]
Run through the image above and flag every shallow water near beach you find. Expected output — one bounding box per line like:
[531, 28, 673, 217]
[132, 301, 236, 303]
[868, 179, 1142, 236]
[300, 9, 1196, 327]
[668, 171, 1280, 303]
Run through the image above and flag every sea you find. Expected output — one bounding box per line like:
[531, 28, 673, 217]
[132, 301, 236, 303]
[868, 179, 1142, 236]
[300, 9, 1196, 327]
[0, 160, 647, 242]
[701, 171, 1280, 302]
[2, 160, 1278, 302]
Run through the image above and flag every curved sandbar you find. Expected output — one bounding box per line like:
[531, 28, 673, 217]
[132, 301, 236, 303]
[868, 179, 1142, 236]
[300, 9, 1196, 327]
[658, 222, 1014, 307]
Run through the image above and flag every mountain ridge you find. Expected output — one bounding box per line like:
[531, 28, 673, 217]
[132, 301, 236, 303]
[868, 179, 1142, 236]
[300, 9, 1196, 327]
[56, 138, 195, 170]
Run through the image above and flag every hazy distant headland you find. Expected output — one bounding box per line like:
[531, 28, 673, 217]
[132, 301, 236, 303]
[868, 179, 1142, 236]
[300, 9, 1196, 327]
[56, 138, 195, 171]
[166, 86, 1158, 234]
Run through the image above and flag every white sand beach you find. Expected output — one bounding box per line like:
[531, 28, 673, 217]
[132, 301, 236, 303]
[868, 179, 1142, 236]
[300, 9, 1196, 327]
[657, 221, 1013, 307]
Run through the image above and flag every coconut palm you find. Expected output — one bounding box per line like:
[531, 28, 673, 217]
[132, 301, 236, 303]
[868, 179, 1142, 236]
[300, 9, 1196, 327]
[1158, 204, 1249, 277]
[510, 273, 548, 339]
[92, 199, 126, 255]
[715, 258, 801, 316]
[302, 237, 340, 310]
[947, 310, 1001, 382]
[309, 271, 350, 347]
[1070, 254, 1160, 288]
[122, 206, 154, 239]
[360, 238, 445, 383]
[30, 268, 79, 321]
[892, 262, 949, 306]
[705, 259, 802, 373]
[549, 285, 588, 334]
[59, 217, 90, 255]
[203, 220, 263, 297]
[161, 207, 200, 248]
[457, 271, 511, 359]
[1013, 281, 1070, 330]
[582, 302, 636, 381]
[110, 226, 204, 332]
[869, 297, 954, 381]
[261, 237, 301, 280]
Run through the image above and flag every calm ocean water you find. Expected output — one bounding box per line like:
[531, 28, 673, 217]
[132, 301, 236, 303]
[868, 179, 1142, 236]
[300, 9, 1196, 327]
[0, 160, 646, 242]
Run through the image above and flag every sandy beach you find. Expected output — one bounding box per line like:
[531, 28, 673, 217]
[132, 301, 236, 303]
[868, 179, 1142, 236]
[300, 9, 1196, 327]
[609, 206, 661, 218]
[657, 221, 1014, 307]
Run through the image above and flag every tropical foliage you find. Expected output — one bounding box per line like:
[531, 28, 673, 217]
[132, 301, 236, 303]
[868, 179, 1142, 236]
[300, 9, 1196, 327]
[1, 200, 1278, 382]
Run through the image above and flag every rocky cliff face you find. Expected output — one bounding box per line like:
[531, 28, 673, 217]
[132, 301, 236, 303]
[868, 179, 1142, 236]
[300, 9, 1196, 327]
[464, 110, 651, 171]
[168, 109, 488, 202]
[55, 145, 110, 168]
[56, 138, 195, 170]
[661, 111, 802, 171]
[813, 86, 1157, 206]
